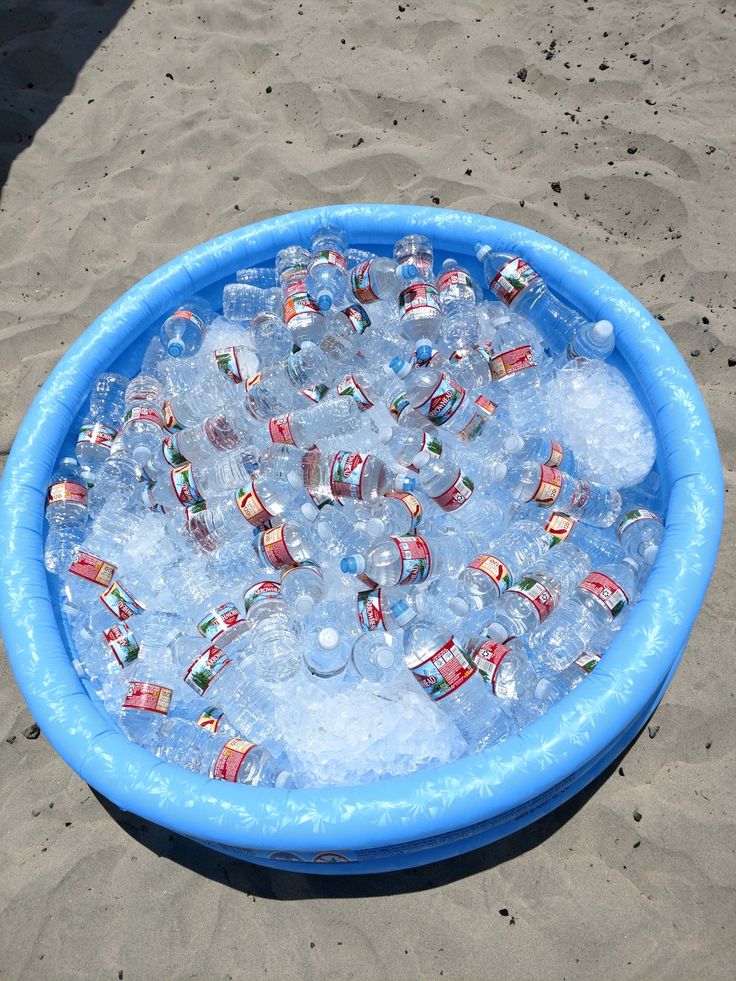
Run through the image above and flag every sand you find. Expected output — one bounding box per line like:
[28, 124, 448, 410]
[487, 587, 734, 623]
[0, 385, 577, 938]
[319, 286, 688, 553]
[1, 0, 735, 978]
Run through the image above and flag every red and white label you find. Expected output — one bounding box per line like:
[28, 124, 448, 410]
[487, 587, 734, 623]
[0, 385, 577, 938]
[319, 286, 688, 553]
[99, 581, 145, 621]
[407, 636, 476, 701]
[122, 405, 164, 429]
[618, 508, 658, 536]
[213, 347, 243, 384]
[162, 400, 183, 433]
[260, 525, 296, 569]
[386, 491, 423, 532]
[211, 738, 257, 782]
[309, 249, 347, 272]
[578, 572, 629, 617]
[69, 550, 116, 587]
[398, 283, 441, 320]
[545, 439, 564, 468]
[170, 462, 204, 507]
[235, 482, 272, 528]
[47, 481, 87, 507]
[196, 602, 246, 642]
[490, 344, 537, 381]
[183, 646, 232, 696]
[437, 268, 473, 292]
[544, 511, 576, 543]
[507, 577, 556, 623]
[574, 650, 602, 674]
[103, 623, 139, 668]
[329, 451, 368, 501]
[356, 588, 385, 632]
[468, 554, 512, 595]
[77, 422, 116, 449]
[471, 639, 510, 693]
[336, 373, 374, 411]
[531, 465, 563, 506]
[283, 278, 320, 323]
[392, 535, 432, 585]
[431, 470, 474, 512]
[489, 257, 541, 305]
[243, 580, 281, 614]
[268, 414, 297, 446]
[123, 681, 172, 715]
[196, 707, 225, 733]
[351, 260, 381, 304]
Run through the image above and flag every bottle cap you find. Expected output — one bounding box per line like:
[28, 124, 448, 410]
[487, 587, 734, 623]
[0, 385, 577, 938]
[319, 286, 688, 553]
[490, 461, 508, 483]
[317, 291, 333, 311]
[365, 518, 385, 539]
[167, 338, 185, 358]
[412, 449, 431, 469]
[287, 470, 303, 491]
[448, 595, 470, 617]
[475, 243, 492, 261]
[490, 314, 511, 328]
[593, 319, 614, 340]
[642, 542, 659, 565]
[397, 263, 417, 280]
[340, 554, 365, 575]
[375, 645, 396, 670]
[484, 622, 508, 642]
[294, 595, 315, 615]
[389, 357, 412, 380]
[131, 445, 151, 466]
[415, 340, 433, 364]
[504, 434, 524, 455]
[318, 627, 339, 650]
[401, 475, 416, 493]
[300, 501, 319, 522]
[377, 426, 394, 444]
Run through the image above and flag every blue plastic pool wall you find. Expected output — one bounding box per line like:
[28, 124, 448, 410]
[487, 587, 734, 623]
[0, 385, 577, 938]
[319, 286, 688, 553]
[0, 205, 723, 874]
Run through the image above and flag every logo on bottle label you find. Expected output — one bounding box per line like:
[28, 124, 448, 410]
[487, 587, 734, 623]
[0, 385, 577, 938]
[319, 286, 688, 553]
[468, 554, 512, 595]
[544, 511, 576, 546]
[170, 461, 204, 507]
[308, 248, 347, 273]
[436, 268, 473, 292]
[471, 639, 510, 693]
[392, 535, 432, 585]
[47, 480, 88, 507]
[99, 580, 145, 621]
[386, 491, 423, 532]
[122, 681, 172, 715]
[329, 451, 369, 501]
[389, 391, 410, 422]
[351, 260, 381, 304]
[211, 738, 257, 782]
[407, 636, 476, 701]
[578, 572, 629, 617]
[268, 414, 297, 446]
[431, 470, 474, 512]
[617, 508, 659, 537]
[356, 588, 385, 632]
[196, 707, 225, 733]
[235, 482, 273, 528]
[197, 602, 246, 642]
[343, 303, 371, 335]
[77, 422, 116, 450]
[213, 347, 243, 384]
[415, 372, 466, 427]
[283, 278, 321, 323]
[300, 383, 329, 404]
[103, 622, 139, 668]
[408, 432, 443, 473]
[122, 405, 164, 429]
[531, 465, 563, 506]
[243, 580, 282, 614]
[489, 257, 541, 305]
[574, 650, 602, 674]
[184, 646, 233, 696]
[475, 342, 495, 371]
[490, 344, 537, 381]
[260, 525, 297, 570]
[172, 308, 207, 339]
[68, 550, 116, 587]
[337, 373, 374, 411]
[456, 394, 495, 443]
[162, 434, 187, 468]
[398, 283, 441, 321]
[162, 400, 184, 433]
[507, 576, 556, 623]
[545, 439, 564, 468]
[301, 451, 339, 511]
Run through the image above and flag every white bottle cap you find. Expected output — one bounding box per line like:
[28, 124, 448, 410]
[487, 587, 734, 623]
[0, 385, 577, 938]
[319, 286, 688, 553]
[377, 426, 394, 444]
[375, 645, 396, 670]
[300, 501, 319, 522]
[294, 595, 315, 616]
[475, 243, 492, 261]
[490, 462, 508, 483]
[448, 596, 470, 617]
[319, 627, 339, 650]
[485, 622, 507, 642]
[642, 542, 659, 565]
[287, 470, 302, 491]
[503, 434, 524, 455]
[412, 449, 431, 469]
[491, 314, 511, 328]
[593, 319, 614, 340]
[365, 517, 385, 539]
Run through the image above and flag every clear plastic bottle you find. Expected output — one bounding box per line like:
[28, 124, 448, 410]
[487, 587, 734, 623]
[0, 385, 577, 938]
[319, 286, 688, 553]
[277, 245, 325, 347]
[466, 635, 543, 727]
[436, 258, 480, 353]
[530, 509, 623, 566]
[440, 344, 497, 394]
[351, 629, 407, 683]
[527, 558, 639, 672]
[503, 460, 622, 528]
[75, 373, 129, 480]
[248, 311, 293, 365]
[349, 256, 416, 305]
[379, 425, 444, 473]
[341, 534, 444, 589]
[221, 282, 280, 321]
[362, 491, 423, 539]
[303, 627, 352, 681]
[402, 613, 510, 750]
[160, 296, 216, 358]
[306, 225, 348, 310]
[266, 397, 364, 451]
[393, 234, 434, 279]
[417, 454, 506, 543]
[280, 561, 325, 616]
[616, 507, 664, 566]
[242, 579, 301, 682]
[87, 437, 143, 514]
[485, 313, 550, 432]
[235, 266, 278, 288]
[355, 588, 415, 634]
[447, 518, 551, 616]
[253, 520, 316, 571]
[504, 433, 578, 475]
[145, 451, 264, 512]
[483, 541, 591, 642]
[297, 449, 414, 505]
[44, 458, 89, 573]
[563, 319, 615, 362]
[118, 389, 165, 472]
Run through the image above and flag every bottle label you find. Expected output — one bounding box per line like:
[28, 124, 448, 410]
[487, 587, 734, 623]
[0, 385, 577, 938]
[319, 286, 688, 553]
[407, 636, 476, 701]
[172, 308, 207, 339]
[356, 588, 385, 632]
[386, 491, 423, 532]
[76, 422, 116, 450]
[436, 268, 473, 292]
[407, 431, 443, 473]
[337, 374, 374, 411]
[490, 344, 537, 381]
[431, 470, 474, 513]
[245, 372, 262, 392]
[471, 639, 510, 693]
[260, 524, 297, 569]
[476, 342, 495, 370]
[211, 738, 257, 782]
[389, 391, 410, 422]
[569, 480, 591, 513]
[162, 400, 184, 433]
[545, 439, 564, 468]
[574, 650, 602, 674]
[47, 480, 88, 507]
[122, 681, 172, 715]
[122, 405, 164, 429]
[99, 580, 145, 621]
[268, 414, 297, 446]
[544, 511, 576, 545]
[243, 580, 282, 614]
[300, 383, 329, 404]
[196, 707, 225, 733]
[398, 283, 441, 321]
[170, 462, 204, 507]
[489, 257, 541, 305]
[309, 248, 347, 272]
[351, 260, 381, 304]
[391, 535, 432, 585]
[235, 482, 273, 528]
[103, 622, 140, 668]
[68, 550, 116, 587]
[468, 554, 512, 595]
[531, 465, 563, 506]
[455, 394, 495, 443]
[184, 645, 233, 696]
[415, 372, 466, 428]
[301, 451, 338, 511]
[329, 451, 369, 501]
[507, 577, 556, 623]
[162, 434, 187, 468]
[356, 572, 380, 589]
[342, 303, 371, 335]
[578, 572, 629, 617]
[283, 278, 320, 323]
[213, 347, 243, 384]
[618, 507, 659, 536]
[197, 602, 246, 642]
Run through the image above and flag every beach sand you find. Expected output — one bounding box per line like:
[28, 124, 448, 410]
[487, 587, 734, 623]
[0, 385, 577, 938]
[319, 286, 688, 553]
[1, 1, 734, 978]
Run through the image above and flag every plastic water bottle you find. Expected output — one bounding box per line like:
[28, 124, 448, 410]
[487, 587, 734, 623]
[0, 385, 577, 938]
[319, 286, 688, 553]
[296, 450, 414, 505]
[221, 282, 280, 321]
[362, 491, 423, 538]
[379, 425, 444, 473]
[75, 373, 129, 480]
[185, 481, 293, 550]
[242, 579, 301, 681]
[248, 311, 294, 366]
[280, 561, 325, 616]
[351, 628, 408, 683]
[341, 533, 458, 589]
[257, 442, 306, 481]
[306, 225, 348, 310]
[277, 245, 325, 347]
[484, 541, 591, 642]
[436, 259, 480, 353]
[303, 627, 352, 682]
[266, 397, 364, 451]
[527, 558, 640, 672]
[349, 256, 416, 305]
[438, 344, 497, 394]
[563, 319, 615, 362]
[530, 509, 623, 566]
[160, 296, 216, 358]
[447, 519, 551, 616]
[44, 458, 89, 572]
[616, 507, 664, 566]
[417, 454, 506, 542]
[503, 460, 622, 527]
[145, 448, 262, 511]
[355, 589, 415, 634]
[475, 244, 614, 357]
[118, 397, 164, 472]
[253, 520, 316, 571]
[466, 635, 543, 726]
[235, 266, 278, 288]
[504, 433, 578, 475]
[393, 234, 434, 279]
[402, 612, 510, 750]
[485, 313, 550, 432]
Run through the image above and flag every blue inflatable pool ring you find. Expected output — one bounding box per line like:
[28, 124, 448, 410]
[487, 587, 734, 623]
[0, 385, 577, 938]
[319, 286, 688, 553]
[0, 205, 723, 874]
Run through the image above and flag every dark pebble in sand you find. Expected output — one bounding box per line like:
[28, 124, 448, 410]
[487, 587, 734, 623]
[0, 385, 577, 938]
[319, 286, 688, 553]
[352, 137, 364, 148]
[705, 741, 712, 749]
[22, 723, 40, 739]
[702, 315, 710, 324]
[5, 735, 16, 745]
[432, 196, 440, 204]
[517, 68, 528, 81]
[265, 86, 272, 94]
[165, 72, 173, 81]
[627, 145, 638, 154]
[728, 357, 736, 367]
[465, 168, 472, 175]
[499, 908, 509, 916]
[599, 61, 610, 70]
[691, 349, 700, 357]
[633, 809, 643, 822]
[633, 840, 641, 848]
[648, 725, 660, 738]
[550, 181, 561, 192]
[645, 98, 656, 105]
[706, 145, 716, 154]
[31, 809, 40, 817]
[619, 766, 625, 776]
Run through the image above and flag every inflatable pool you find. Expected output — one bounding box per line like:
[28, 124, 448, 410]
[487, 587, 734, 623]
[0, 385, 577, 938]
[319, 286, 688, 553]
[0, 205, 723, 874]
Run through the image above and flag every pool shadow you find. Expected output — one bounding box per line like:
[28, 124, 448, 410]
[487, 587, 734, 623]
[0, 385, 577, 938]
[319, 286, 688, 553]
[0, 0, 133, 194]
[94, 745, 632, 900]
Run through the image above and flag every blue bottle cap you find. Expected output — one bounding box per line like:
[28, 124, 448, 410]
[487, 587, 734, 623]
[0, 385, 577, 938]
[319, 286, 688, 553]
[167, 339, 185, 358]
[340, 555, 358, 574]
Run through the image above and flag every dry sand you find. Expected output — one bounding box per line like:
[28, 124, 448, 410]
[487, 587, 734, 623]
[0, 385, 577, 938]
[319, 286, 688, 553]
[1, 1, 735, 978]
